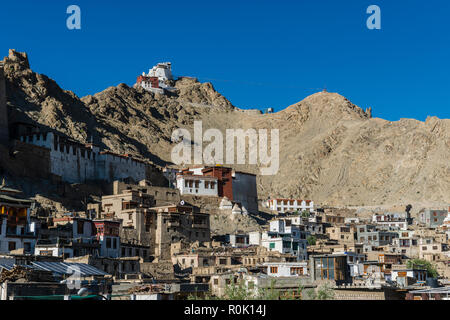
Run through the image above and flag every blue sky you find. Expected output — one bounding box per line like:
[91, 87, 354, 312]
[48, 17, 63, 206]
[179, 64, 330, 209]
[0, 0, 449, 121]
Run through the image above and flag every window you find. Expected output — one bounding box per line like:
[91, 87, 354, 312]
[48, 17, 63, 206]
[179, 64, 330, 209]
[8, 242, 16, 251]
[213, 279, 218, 285]
[106, 238, 111, 248]
[270, 267, 278, 274]
[315, 257, 336, 281]
[269, 243, 275, 249]
[40, 250, 53, 256]
[23, 242, 31, 253]
[77, 221, 84, 235]
[290, 267, 303, 275]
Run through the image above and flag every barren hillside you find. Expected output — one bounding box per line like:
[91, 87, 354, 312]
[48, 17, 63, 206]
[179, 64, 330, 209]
[3, 50, 450, 209]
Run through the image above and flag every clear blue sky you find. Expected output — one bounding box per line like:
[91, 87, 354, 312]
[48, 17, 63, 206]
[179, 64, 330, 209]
[1, 0, 449, 121]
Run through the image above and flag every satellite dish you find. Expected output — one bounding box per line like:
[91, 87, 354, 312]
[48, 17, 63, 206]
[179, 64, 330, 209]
[180, 200, 185, 205]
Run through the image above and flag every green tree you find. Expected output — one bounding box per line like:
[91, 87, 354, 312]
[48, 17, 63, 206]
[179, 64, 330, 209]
[307, 235, 317, 246]
[406, 259, 438, 278]
[301, 283, 335, 300]
[301, 210, 310, 218]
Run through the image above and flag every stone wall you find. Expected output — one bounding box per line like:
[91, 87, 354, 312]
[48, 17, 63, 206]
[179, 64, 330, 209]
[2, 140, 51, 179]
[333, 287, 406, 300]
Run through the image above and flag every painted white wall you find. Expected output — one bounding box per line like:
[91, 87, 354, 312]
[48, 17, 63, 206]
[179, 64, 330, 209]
[20, 133, 146, 183]
[99, 235, 120, 258]
[176, 176, 218, 196]
[249, 232, 261, 246]
[264, 262, 308, 277]
[0, 213, 35, 254]
[268, 199, 315, 213]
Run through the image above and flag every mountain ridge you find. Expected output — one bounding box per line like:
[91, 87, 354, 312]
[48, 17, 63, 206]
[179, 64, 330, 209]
[2, 50, 449, 208]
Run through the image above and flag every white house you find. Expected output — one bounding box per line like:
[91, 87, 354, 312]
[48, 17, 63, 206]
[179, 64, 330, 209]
[35, 217, 99, 259]
[34, 242, 73, 258]
[391, 269, 427, 287]
[264, 262, 309, 277]
[226, 234, 250, 248]
[176, 173, 218, 197]
[257, 219, 308, 261]
[267, 199, 314, 214]
[372, 212, 408, 230]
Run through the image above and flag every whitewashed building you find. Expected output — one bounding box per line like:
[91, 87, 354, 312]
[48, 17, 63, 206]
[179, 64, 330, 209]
[226, 234, 250, 248]
[176, 173, 218, 197]
[264, 261, 309, 277]
[372, 212, 408, 230]
[267, 199, 314, 214]
[135, 62, 176, 95]
[19, 132, 147, 184]
[391, 269, 427, 287]
[252, 219, 309, 261]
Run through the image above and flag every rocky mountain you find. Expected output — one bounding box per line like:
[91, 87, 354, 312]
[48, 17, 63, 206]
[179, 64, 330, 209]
[2, 50, 450, 209]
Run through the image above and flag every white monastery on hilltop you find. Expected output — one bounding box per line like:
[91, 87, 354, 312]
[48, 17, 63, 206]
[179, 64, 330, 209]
[135, 62, 177, 95]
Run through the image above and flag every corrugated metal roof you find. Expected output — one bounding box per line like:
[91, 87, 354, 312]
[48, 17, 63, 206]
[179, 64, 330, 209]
[65, 263, 110, 276]
[0, 194, 33, 204]
[0, 263, 14, 271]
[0, 263, 35, 271]
[31, 262, 109, 277]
